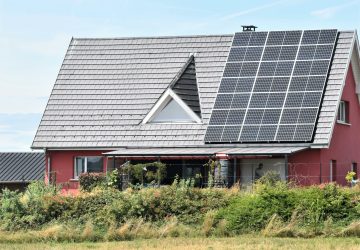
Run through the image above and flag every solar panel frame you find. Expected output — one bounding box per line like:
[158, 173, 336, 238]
[205, 29, 338, 143]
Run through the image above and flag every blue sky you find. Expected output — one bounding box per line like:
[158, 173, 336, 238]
[0, 0, 359, 151]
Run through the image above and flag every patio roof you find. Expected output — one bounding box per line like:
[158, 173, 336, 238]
[104, 146, 307, 157]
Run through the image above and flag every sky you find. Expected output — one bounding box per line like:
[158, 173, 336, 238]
[0, 0, 359, 151]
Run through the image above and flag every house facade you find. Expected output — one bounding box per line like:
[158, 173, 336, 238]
[32, 29, 360, 190]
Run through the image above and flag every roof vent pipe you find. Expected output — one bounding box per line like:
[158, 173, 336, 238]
[242, 25, 257, 32]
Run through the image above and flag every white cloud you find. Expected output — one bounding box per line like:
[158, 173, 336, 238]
[311, 0, 360, 19]
[220, 0, 289, 21]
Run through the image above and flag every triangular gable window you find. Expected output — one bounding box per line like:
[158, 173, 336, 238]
[151, 98, 195, 123]
[142, 89, 201, 124]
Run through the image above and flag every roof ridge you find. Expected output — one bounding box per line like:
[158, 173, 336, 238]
[72, 34, 233, 40]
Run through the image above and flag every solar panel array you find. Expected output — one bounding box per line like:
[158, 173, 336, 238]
[205, 29, 338, 143]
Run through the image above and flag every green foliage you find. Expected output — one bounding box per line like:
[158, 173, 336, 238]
[0, 182, 62, 230]
[203, 159, 222, 187]
[216, 182, 295, 233]
[346, 171, 356, 183]
[1, 179, 360, 241]
[217, 182, 360, 234]
[123, 162, 167, 185]
[256, 170, 281, 186]
[79, 173, 107, 192]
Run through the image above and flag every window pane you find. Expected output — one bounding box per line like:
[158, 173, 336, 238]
[87, 157, 103, 173]
[151, 99, 195, 123]
[75, 157, 85, 178]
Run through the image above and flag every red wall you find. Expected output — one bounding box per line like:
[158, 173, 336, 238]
[289, 64, 360, 185]
[320, 65, 360, 185]
[46, 150, 109, 190]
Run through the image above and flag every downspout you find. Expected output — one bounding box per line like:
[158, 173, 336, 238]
[45, 148, 51, 185]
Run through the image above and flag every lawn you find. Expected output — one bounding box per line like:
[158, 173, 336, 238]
[1, 236, 360, 250]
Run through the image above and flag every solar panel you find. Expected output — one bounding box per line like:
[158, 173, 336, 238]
[205, 29, 338, 143]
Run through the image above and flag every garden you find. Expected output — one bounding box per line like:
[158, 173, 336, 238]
[1, 161, 360, 246]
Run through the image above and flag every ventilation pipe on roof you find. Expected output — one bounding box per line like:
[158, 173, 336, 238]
[242, 25, 257, 31]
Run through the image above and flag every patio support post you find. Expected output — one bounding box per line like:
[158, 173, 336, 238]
[112, 156, 115, 171]
[157, 156, 161, 187]
[233, 158, 237, 184]
[285, 154, 288, 182]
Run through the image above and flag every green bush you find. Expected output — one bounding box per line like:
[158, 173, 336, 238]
[216, 182, 295, 233]
[1, 179, 360, 240]
[79, 172, 107, 192]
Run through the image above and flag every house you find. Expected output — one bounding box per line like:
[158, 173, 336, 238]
[32, 28, 360, 190]
[0, 152, 45, 191]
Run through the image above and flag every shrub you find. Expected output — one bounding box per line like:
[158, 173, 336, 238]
[79, 172, 107, 192]
[123, 162, 167, 185]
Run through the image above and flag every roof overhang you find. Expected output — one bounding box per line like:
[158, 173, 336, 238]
[103, 146, 308, 158]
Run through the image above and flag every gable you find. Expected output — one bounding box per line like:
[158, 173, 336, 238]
[142, 55, 202, 124]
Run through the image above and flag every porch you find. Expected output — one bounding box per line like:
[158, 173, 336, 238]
[103, 146, 306, 187]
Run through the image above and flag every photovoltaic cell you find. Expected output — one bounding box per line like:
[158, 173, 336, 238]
[257, 125, 277, 141]
[222, 126, 241, 142]
[205, 29, 337, 143]
[219, 78, 237, 93]
[235, 78, 254, 92]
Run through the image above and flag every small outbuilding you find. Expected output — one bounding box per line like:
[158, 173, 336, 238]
[0, 152, 45, 191]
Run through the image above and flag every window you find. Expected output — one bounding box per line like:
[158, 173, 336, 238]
[74, 156, 103, 179]
[337, 101, 349, 123]
[151, 98, 195, 123]
[330, 160, 337, 182]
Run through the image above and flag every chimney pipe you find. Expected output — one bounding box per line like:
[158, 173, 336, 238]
[241, 25, 257, 32]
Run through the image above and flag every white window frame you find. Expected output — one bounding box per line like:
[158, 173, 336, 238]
[337, 101, 349, 124]
[74, 156, 103, 179]
[142, 88, 202, 124]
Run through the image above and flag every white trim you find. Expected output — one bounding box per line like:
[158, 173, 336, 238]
[142, 89, 202, 124]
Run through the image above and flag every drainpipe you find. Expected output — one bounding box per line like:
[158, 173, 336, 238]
[44, 148, 50, 185]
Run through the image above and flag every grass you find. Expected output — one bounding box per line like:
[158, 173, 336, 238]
[1, 236, 360, 250]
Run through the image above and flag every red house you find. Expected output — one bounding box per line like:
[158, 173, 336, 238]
[32, 28, 360, 191]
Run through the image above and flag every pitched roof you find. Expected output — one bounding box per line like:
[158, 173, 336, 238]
[0, 152, 45, 183]
[32, 31, 359, 149]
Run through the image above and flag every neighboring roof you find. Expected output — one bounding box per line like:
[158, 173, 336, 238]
[104, 146, 307, 156]
[32, 30, 359, 149]
[0, 152, 45, 183]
